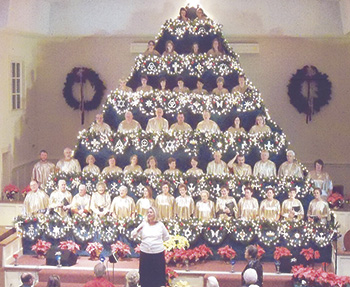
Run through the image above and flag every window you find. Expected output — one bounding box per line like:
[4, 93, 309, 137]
[11, 62, 22, 110]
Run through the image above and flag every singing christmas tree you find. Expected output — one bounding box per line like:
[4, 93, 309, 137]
[16, 6, 337, 261]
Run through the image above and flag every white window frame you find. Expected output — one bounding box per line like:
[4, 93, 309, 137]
[10, 60, 23, 110]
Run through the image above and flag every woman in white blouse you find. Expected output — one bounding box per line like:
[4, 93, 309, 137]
[131, 206, 169, 287]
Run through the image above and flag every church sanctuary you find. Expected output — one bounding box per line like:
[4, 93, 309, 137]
[1, 0, 350, 286]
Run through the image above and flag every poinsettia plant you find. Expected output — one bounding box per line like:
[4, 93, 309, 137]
[256, 244, 266, 258]
[31, 239, 52, 256]
[164, 235, 189, 251]
[300, 248, 320, 261]
[217, 245, 237, 261]
[21, 185, 31, 196]
[292, 265, 350, 287]
[86, 242, 103, 256]
[110, 241, 131, 258]
[273, 247, 292, 261]
[3, 184, 19, 200]
[58, 240, 80, 253]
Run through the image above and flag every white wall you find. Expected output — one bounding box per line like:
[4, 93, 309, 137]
[0, 0, 345, 37]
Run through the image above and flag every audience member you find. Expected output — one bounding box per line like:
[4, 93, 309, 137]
[20, 272, 35, 287]
[242, 245, 263, 287]
[83, 262, 115, 287]
[46, 275, 60, 287]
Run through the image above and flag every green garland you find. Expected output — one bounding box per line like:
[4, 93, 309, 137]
[287, 65, 332, 115]
[63, 67, 106, 111]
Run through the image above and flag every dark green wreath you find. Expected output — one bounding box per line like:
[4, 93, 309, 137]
[63, 67, 106, 110]
[287, 65, 331, 114]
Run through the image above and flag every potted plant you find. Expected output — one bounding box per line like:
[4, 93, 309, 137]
[3, 184, 19, 201]
[86, 242, 103, 260]
[58, 240, 80, 254]
[31, 239, 52, 258]
[110, 241, 131, 259]
[217, 245, 237, 263]
[273, 246, 293, 273]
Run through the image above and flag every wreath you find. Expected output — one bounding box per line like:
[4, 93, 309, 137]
[287, 65, 331, 123]
[63, 67, 106, 111]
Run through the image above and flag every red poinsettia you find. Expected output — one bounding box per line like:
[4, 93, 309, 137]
[3, 184, 19, 200]
[110, 241, 131, 258]
[31, 240, 52, 256]
[86, 242, 103, 255]
[273, 247, 292, 261]
[300, 248, 320, 261]
[21, 185, 31, 195]
[256, 244, 265, 258]
[58, 240, 80, 252]
[217, 245, 237, 261]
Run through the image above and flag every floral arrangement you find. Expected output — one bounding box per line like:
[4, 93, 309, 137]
[134, 244, 141, 254]
[292, 265, 350, 287]
[86, 242, 103, 260]
[300, 248, 320, 261]
[328, 192, 344, 209]
[165, 244, 213, 266]
[164, 235, 189, 251]
[58, 240, 80, 253]
[166, 267, 178, 287]
[31, 239, 52, 257]
[110, 241, 131, 258]
[256, 244, 265, 258]
[3, 184, 19, 200]
[217, 245, 236, 261]
[273, 246, 292, 261]
[21, 185, 31, 196]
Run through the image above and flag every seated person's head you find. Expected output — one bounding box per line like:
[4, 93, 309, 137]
[243, 268, 258, 285]
[21, 273, 34, 285]
[94, 263, 106, 278]
[207, 276, 219, 287]
[125, 270, 140, 287]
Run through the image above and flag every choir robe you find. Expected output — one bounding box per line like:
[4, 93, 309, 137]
[227, 127, 245, 134]
[144, 168, 162, 175]
[146, 117, 169, 132]
[195, 200, 215, 220]
[32, 161, 55, 187]
[192, 88, 208, 94]
[232, 163, 252, 177]
[196, 120, 220, 133]
[102, 166, 123, 174]
[249, 125, 271, 134]
[71, 193, 91, 214]
[124, 165, 143, 174]
[216, 196, 238, 219]
[232, 85, 248, 94]
[136, 85, 153, 93]
[23, 189, 49, 216]
[155, 193, 175, 219]
[169, 122, 192, 132]
[173, 87, 190, 93]
[207, 160, 228, 175]
[307, 199, 330, 223]
[238, 197, 259, 220]
[82, 164, 100, 174]
[136, 197, 155, 217]
[174, 195, 195, 219]
[56, 159, 81, 173]
[278, 161, 303, 178]
[110, 195, 135, 219]
[212, 88, 229, 96]
[117, 119, 142, 133]
[259, 199, 281, 221]
[90, 122, 111, 134]
[90, 192, 111, 217]
[49, 190, 72, 217]
[253, 160, 276, 177]
[281, 198, 304, 221]
[185, 168, 204, 176]
[307, 171, 333, 198]
[164, 169, 182, 176]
